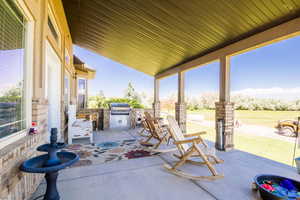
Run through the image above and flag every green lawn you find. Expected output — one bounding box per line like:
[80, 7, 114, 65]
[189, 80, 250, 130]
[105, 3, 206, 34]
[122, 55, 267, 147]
[187, 122, 300, 166]
[187, 109, 300, 128]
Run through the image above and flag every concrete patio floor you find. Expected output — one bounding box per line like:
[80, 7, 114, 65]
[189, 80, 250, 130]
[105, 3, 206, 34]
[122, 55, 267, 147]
[30, 128, 300, 200]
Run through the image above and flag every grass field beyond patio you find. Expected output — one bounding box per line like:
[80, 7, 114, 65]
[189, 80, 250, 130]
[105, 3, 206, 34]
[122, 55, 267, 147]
[187, 122, 300, 166]
[187, 109, 300, 128]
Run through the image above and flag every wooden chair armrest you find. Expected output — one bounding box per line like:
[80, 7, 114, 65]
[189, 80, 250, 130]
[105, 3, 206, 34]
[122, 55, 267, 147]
[184, 131, 206, 138]
[153, 118, 164, 124]
[174, 138, 201, 145]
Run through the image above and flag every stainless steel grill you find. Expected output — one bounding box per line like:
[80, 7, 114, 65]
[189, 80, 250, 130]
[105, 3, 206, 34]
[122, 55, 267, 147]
[109, 103, 131, 115]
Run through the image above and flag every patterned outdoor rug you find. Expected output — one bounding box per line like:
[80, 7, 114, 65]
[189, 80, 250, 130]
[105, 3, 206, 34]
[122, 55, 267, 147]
[62, 139, 159, 168]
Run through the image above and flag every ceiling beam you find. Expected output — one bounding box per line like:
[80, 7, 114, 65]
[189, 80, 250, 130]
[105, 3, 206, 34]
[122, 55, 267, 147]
[155, 17, 300, 80]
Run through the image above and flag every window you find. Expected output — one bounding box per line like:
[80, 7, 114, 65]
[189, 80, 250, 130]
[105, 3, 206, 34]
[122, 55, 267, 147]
[48, 16, 58, 42]
[47, 5, 61, 48]
[78, 79, 86, 109]
[0, 0, 26, 139]
[78, 79, 86, 91]
[64, 75, 70, 124]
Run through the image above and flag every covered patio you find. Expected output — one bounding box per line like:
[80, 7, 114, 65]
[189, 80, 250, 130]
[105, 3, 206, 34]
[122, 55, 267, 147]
[28, 128, 298, 200]
[62, 0, 300, 150]
[1, 1, 300, 200]
[59, 1, 300, 199]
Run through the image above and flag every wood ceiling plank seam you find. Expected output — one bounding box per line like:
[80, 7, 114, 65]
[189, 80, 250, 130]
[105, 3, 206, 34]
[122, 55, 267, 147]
[74, 11, 188, 55]
[211, 2, 250, 33]
[204, 1, 249, 34]
[76, 32, 182, 60]
[222, 2, 258, 29]
[85, 2, 167, 42]
[248, 0, 274, 22]
[149, 1, 222, 47]
[288, 0, 300, 12]
[270, 0, 288, 15]
[109, 0, 211, 50]
[84, 0, 223, 55]
[114, 7, 206, 51]
[91, 1, 195, 51]
[259, 0, 280, 18]
[187, 1, 238, 42]
[75, 40, 167, 71]
[238, 1, 266, 26]
[142, 1, 218, 47]
[76, 5, 162, 43]
[76, 33, 183, 68]
[179, 0, 234, 36]
[92, 0, 185, 45]
[203, 1, 249, 33]
[248, 0, 272, 24]
[75, 16, 158, 46]
[278, 0, 295, 13]
[290, 0, 300, 7]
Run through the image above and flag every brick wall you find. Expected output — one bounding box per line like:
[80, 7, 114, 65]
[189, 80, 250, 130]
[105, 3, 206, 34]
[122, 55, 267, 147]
[0, 99, 48, 200]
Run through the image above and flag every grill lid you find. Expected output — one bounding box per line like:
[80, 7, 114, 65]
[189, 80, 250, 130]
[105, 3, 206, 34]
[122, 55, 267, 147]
[109, 103, 131, 115]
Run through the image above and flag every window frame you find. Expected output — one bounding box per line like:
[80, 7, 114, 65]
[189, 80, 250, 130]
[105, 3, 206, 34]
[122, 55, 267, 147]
[77, 78, 87, 109]
[0, 0, 34, 149]
[47, 4, 61, 49]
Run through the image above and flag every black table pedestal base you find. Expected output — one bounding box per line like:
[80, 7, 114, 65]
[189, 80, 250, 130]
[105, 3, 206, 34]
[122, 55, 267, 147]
[44, 171, 60, 200]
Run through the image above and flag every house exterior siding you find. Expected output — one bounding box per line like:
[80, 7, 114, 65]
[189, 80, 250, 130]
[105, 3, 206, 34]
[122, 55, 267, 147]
[0, 0, 77, 199]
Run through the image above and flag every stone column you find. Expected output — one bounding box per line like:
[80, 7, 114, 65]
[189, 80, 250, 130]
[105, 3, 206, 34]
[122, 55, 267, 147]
[215, 56, 234, 151]
[103, 108, 110, 130]
[175, 71, 187, 133]
[152, 78, 160, 118]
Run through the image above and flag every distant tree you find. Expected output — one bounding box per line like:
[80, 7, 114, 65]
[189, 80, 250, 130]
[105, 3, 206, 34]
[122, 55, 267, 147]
[0, 83, 22, 103]
[88, 90, 106, 108]
[0, 83, 23, 120]
[124, 82, 142, 103]
[124, 82, 136, 99]
[98, 90, 105, 99]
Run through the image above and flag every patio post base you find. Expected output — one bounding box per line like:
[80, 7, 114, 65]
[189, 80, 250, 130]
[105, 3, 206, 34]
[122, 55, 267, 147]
[175, 102, 186, 133]
[215, 102, 235, 151]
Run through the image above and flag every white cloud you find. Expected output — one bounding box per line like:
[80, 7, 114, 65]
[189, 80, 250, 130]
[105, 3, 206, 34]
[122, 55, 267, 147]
[0, 84, 15, 95]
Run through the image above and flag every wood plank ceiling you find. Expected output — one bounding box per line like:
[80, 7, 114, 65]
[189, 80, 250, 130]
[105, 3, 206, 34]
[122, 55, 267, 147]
[62, 0, 300, 76]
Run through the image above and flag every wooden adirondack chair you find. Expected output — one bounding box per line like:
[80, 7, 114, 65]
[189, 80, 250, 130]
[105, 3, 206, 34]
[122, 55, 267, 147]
[164, 116, 224, 180]
[139, 112, 175, 153]
[138, 117, 151, 137]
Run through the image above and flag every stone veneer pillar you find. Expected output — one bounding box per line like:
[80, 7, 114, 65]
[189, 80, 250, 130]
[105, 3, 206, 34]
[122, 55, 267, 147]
[103, 108, 110, 129]
[175, 102, 187, 133]
[153, 78, 160, 118]
[152, 102, 160, 118]
[215, 101, 234, 151]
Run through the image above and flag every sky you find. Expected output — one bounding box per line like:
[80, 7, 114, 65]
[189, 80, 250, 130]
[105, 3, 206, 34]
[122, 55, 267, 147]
[73, 35, 300, 100]
[0, 49, 24, 94]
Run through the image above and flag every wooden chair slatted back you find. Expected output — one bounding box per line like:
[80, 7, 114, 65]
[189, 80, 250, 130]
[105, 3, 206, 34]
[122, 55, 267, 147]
[167, 116, 190, 153]
[144, 112, 161, 139]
